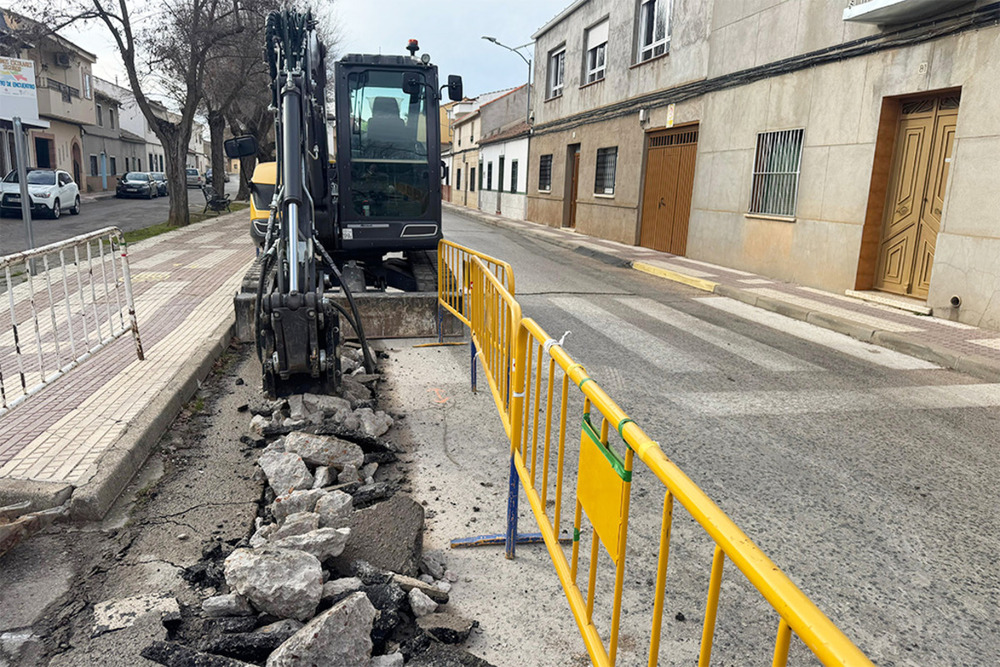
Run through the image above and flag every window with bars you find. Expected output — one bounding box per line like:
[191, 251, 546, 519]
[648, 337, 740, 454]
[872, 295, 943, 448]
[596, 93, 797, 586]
[470, 166, 476, 192]
[109, 157, 116, 175]
[637, 0, 670, 62]
[748, 129, 804, 218]
[498, 157, 505, 193]
[594, 147, 617, 195]
[487, 162, 493, 191]
[89, 155, 98, 177]
[538, 154, 553, 191]
[585, 19, 609, 83]
[510, 160, 519, 193]
[547, 47, 566, 99]
[456, 168, 462, 191]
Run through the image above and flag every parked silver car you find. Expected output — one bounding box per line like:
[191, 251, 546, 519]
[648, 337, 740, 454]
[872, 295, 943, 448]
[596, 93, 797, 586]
[186, 168, 204, 188]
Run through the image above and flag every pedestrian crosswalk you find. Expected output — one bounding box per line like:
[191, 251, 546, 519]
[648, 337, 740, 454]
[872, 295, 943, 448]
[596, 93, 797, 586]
[540, 294, 1000, 416]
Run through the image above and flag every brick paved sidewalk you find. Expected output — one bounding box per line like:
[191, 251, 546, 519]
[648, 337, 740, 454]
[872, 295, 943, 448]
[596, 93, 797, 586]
[445, 202, 1000, 382]
[0, 210, 255, 517]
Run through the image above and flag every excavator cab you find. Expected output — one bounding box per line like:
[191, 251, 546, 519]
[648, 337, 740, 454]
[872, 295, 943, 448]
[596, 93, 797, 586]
[331, 53, 462, 289]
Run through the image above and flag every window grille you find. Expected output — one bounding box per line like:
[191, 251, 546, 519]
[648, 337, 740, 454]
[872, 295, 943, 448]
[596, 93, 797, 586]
[487, 162, 493, 191]
[638, 0, 670, 62]
[548, 48, 565, 98]
[510, 160, 519, 194]
[456, 168, 462, 191]
[89, 155, 98, 177]
[109, 157, 117, 175]
[749, 128, 804, 218]
[470, 167, 476, 192]
[594, 147, 618, 195]
[586, 20, 609, 83]
[538, 154, 553, 191]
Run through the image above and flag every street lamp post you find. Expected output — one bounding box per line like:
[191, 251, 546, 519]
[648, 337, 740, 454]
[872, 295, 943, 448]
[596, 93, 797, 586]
[481, 36, 532, 125]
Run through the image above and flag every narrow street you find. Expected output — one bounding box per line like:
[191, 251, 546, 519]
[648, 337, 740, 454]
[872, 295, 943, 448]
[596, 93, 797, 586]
[398, 209, 1000, 666]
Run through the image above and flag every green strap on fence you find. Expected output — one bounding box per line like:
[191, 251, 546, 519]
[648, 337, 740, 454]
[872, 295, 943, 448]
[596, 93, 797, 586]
[581, 413, 631, 482]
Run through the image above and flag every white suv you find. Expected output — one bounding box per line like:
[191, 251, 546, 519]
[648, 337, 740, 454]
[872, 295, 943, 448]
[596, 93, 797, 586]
[0, 169, 81, 219]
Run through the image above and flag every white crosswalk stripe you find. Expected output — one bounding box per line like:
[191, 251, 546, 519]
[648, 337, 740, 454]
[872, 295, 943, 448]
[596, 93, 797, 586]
[669, 383, 1000, 416]
[695, 296, 940, 370]
[548, 297, 712, 373]
[614, 296, 818, 372]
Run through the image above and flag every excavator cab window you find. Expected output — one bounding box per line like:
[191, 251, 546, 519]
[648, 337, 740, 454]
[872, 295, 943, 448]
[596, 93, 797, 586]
[347, 69, 430, 219]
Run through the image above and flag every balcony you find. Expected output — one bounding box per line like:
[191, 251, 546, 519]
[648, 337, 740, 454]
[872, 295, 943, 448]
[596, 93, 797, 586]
[843, 0, 975, 25]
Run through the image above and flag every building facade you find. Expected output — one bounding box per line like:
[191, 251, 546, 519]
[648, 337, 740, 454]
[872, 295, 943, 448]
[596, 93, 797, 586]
[81, 87, 146, 191]
[527, 0, 1000, 330]
[449, 107, 481, 210]
[2, 10, 96, 186]
[477, 85, 531, 220]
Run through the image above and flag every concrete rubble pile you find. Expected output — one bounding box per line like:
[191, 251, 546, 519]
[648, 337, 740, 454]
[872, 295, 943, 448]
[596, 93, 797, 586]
[140, 348, 490, 667]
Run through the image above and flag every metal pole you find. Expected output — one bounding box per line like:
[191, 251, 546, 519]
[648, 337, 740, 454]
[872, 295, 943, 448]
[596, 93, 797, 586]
[12, 118, 35, 264]
[525, 58, 532, 124]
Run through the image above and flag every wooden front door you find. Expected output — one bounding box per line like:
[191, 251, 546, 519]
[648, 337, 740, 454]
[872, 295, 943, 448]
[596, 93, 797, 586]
[639, 127, 699, 255]
[875, 95, 959, 299]
[566, 146, 580, 228]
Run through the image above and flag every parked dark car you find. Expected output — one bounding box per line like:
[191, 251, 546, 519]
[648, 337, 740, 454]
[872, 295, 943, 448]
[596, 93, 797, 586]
[149, 172, 168, 196]
[116, 172, 157, 199]
[205, 169, 230, 185]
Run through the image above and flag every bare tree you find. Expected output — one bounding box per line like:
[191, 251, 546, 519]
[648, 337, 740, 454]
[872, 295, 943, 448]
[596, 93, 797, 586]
[25, 0, 251, 225]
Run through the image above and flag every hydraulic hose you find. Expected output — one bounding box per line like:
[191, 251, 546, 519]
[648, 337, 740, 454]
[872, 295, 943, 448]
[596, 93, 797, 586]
[312, 234, 377, 374]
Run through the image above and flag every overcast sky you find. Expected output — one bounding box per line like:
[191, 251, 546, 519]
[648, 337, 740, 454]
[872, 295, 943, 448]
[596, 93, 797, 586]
[65, 0, 570, 98]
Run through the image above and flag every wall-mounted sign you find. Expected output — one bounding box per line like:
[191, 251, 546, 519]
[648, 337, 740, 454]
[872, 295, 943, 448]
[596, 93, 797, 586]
[666, 103, 675, 128]
[0, 56, 40, 123]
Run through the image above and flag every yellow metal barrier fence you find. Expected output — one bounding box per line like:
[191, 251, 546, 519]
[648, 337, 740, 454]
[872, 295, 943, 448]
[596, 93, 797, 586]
[437, 240, 875, 667]
[437, 240, 515, 329]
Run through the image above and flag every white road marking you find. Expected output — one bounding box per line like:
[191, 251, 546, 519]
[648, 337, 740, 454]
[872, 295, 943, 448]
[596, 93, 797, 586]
[695, 297, 939, 370]
[548, 297, 712, 373]
[670, 383, 1000, 416]
[614, 297, 818, 372]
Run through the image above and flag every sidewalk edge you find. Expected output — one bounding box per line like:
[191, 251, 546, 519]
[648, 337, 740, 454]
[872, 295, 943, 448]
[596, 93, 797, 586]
[67, 315, 237, 521]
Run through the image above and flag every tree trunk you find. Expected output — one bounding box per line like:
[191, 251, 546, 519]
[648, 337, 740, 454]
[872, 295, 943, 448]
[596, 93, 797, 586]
[237, 154, 256, 201]
[208, 109, 227, 197]
[164, 138, 190, 226]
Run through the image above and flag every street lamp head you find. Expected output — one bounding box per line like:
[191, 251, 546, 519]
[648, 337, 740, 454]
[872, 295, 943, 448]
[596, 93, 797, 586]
[482, 36, 497, 43]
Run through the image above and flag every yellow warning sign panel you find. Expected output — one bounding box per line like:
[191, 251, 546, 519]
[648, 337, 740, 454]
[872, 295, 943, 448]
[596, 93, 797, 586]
[576, 414, 631, 564]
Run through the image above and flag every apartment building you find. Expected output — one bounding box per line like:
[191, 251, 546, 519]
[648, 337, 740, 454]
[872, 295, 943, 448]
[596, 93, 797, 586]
[1, 9, 96, 185]
[528, 0, 1000, 330]
[477, 85, 530, 220]
[81, 85, 146, 191]
[448, 89, 516, 210]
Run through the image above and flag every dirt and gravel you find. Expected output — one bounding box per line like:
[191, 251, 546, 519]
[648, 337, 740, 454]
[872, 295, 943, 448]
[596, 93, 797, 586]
[0, 342, 497, 666]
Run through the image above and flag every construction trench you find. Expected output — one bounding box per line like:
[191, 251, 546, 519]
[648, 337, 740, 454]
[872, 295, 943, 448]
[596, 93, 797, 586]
[0, 286, 582, 666]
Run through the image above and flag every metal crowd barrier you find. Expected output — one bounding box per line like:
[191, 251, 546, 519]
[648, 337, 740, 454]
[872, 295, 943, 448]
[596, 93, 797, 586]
[0, 227, 143, 419]
[437, 240, 875, 667]
[437, 240, 515, 330]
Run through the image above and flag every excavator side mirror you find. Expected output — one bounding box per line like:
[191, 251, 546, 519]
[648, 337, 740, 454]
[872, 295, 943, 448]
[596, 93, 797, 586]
[225, 135, 258, 159]
[402, 73, 422, 96]
[447, 75, 463, 102]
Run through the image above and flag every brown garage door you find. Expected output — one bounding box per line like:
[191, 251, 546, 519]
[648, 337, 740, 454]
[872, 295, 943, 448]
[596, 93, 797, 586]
[639, 126, 698, 255]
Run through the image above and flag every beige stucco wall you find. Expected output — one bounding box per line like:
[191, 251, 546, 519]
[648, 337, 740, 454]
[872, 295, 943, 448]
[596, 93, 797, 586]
[688, 26, 1000, 328]
[533, 0, 712, 127]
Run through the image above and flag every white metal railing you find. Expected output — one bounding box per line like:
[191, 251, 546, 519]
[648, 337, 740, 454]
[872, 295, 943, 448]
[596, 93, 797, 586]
[0, 227, 143, 419]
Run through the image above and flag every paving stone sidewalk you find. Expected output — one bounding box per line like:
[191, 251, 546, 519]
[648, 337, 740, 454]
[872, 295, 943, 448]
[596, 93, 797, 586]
[0, 210, 255, 518]
[444, 202, 1000, 382]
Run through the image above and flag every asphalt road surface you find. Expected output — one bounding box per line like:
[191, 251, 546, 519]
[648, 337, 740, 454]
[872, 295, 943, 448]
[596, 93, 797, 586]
[0, 182, 236, 255]
[425, 209, 1000, 666]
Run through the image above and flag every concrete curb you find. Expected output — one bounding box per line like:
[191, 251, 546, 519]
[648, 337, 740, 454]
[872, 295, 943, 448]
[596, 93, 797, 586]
[67, 315, 237, 522]
[443, 202, 1000, 383]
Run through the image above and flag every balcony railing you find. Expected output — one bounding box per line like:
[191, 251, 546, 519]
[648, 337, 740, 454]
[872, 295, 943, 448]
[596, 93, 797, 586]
[40, 78, 80, 103]
[843, 0, 975, 24]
